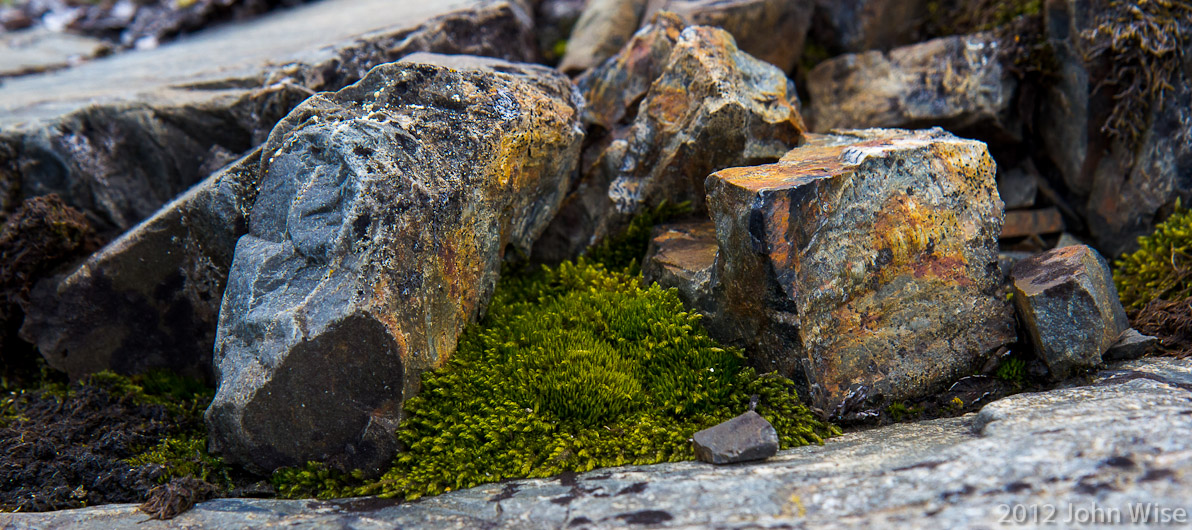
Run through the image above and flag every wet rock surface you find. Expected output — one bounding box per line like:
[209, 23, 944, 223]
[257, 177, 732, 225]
[706, 128, 1015, 415]
[1012, 244, 1130, 379]
[7, 357, 1191, 529]
[806, 33, 1017, 141]
[692, 410, 779, 464]
[206, 57, 583, 475]
[536, 13, 805, 261]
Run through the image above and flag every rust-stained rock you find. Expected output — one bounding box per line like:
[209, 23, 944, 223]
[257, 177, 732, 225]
[643, 220, 718, 315]
[206, 57, 583, 474]
[535, 14, 805, 261]
[1011, 245, 1130, 380]
[806, 33, 1017, 141]
[1000, 207, 1064, 239]
[642, 0, 815, 73]
[558, 0, 649, 75]
[706, 128, 1015, 416]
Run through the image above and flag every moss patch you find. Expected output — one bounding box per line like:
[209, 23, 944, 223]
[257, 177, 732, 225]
[1114, 203, 1192, 356]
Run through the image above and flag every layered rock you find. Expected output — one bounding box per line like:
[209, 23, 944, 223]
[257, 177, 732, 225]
[535, 13, 805, 261]
[642, 0, 815, 73]
[706, 128, 1015, 415]
[1011, 245, 1129, 379]
[206, 57, 583, 474]
[806, 33, 1018, 142]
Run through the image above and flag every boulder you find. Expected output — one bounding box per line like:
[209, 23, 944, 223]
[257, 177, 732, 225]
[642, 220, 718, 315]
[1011, 244, 1130, 379]
[535, 13, 806, 261]
[705, 128, 1015, 416]
[0, 0, 534, 235]
[642, 0, 815, 73]
[206, 57, 584, 474]
[806, 33, 1018, 142]
[19, 150, 261, 383]
[558, 0, 648, 75]
[692, 411, 780, 465]
[809, 0, 932, 54]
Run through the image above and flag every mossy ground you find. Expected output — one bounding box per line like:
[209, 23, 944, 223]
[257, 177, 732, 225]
[1115, 203, 1192, 357]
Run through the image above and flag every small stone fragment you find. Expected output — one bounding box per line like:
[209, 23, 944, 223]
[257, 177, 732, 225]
[1001, 208, 1064, 239]
[806, 33, 1017, 141]
[1011, 245, 1130, 379]
[1103, 329, 1159, 362]
[692, 411, 779, 464]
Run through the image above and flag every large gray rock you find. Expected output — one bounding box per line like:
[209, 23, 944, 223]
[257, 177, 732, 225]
[7, 358, 1191, 529]
[806, 33, 1018, 142]
[0, 0, 535, 235]
[535, 13, 806, 261]
[1011, 244, 1130, 379]
[206, 57, 584, 475]
[705, 128, 1015, 416]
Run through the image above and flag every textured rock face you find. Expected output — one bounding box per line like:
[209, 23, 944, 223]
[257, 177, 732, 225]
[809, 0, 931, 54]
[692, 411, 779, 464]
[11, 358, 1192, 529]
[536, 14, 805, 261]
[642, 220, 718, 315]
[19, 150, 261, 383]
[1011, 245, 1130, 379]
[206, 58, 583, 474]
[806, 33, 1017, 141]
[643, 0, 814, 73]
[0, 0, 533, 234]
[706, 128, 1015, 415]
[558, 0, 647, 75]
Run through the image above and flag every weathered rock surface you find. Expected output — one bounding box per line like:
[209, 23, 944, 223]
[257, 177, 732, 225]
[8, 357, 1191, 529]
[642, 0, 815, 73]
[557, 0, 647, 75]
[1011, 245, 1130, 379]
[206, 57, 583, 474]
[809, 0, 931, 54]
[642, 220, 718, 315]
[706, 128, 1015, 416]
[1039, 0, 1192, 256]
[692, 410, 779, 464]
[536, 13, 805, 261]
[18, 150, 261, 383]
[0, 27, 111, 77]
[0, 0, 533, 234]
[806, 33, 1018, 141]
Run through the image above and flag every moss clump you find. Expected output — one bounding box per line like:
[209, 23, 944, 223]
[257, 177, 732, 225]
[274, 258, 838, 500]
[1114, 204, 1192, 311]
[1082, 0, 1192, 152]
[995, 357, 1027, 385]
[584, 201, 691, 274]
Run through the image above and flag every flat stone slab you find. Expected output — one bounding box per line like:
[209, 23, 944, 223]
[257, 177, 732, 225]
[5, 357, 1190, 529]
[0, 27, 111, 78]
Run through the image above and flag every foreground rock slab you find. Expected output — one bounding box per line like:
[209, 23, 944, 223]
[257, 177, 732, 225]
[1011, 244, 1130, 379]
[206, 57, 583, 474]
[7, 358, 1190, 529]
[536, 13, 805, 260]
[706, 128, 1014, 415]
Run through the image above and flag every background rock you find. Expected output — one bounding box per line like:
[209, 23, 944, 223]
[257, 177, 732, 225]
[808, 0, 931, 54]
[558, 0, 647, 75]
[706, 128, 1014, 416]
[9, 358, 1191, 529]
[536, 15, 805, 261]
[642, 0, 815, 73]
[206, 57, 583, 474]
[1011, 244, 1129, 379]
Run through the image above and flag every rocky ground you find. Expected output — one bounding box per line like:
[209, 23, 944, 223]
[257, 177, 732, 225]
[1, 0, 1190, 526]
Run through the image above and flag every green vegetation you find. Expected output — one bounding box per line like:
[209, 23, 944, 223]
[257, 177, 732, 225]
[274, 204, 838, 500]
[886, 402, 924, 422]
[584, 200, 690, 274]
[1114, 203, 1192, 311]
[995, 357, 1027, 386]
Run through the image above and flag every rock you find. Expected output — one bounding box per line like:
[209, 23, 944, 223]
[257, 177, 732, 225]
[997, 250, 1036, 283]
[18, 150, 261, 383]
[206, 57, 583, 474]
[642, 0, 815, 73]
[535, 13, 806, 261]
[996, 167, 1035, 210]
[1011, 244, 1130, 379]
[0, 27, 112, 78]
[692, 411, 779, 464]
[1000, 207, 1063, 239]
[1104, 329, 1159, 362]
[0, 0, 534, 234]
[1055, 232, 1085, 249]
[533, 0, 586, 64]
[9, 357, 1192, 529]
[806, 33, 1018, 142]
[642, 220, 718, 315]
[1039, 0, 1192, 256]
[809, 0, 931, 54]
[557, 0, 648, 75]
[705, 128, 1015, 415]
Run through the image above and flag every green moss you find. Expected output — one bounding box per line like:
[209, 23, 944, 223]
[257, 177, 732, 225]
[274, 258, 839, 500]
[995, 357, 1027, 385]
[886, 402, 924, 422]
[1114, 203, 1192, 311]
[583, 201, 690, 274]
[1083, 0, 1191, 152]
[127, 435, 231, 489]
